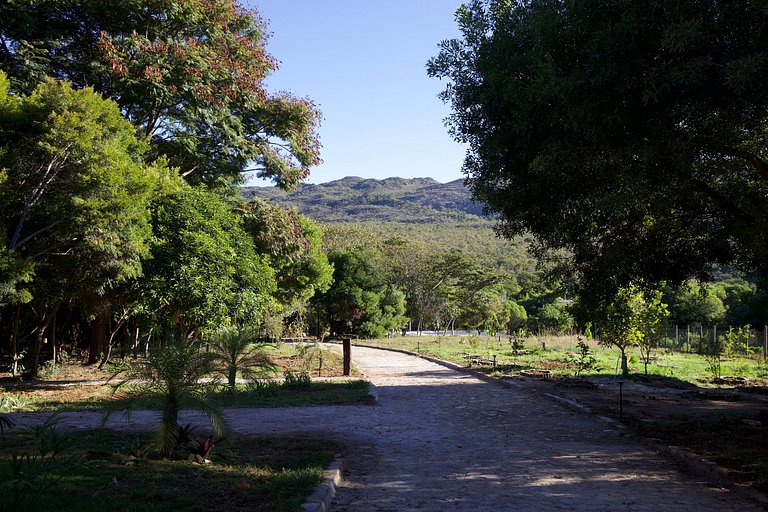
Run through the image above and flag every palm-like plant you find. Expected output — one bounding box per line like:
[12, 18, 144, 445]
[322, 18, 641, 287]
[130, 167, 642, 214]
[111, 336, 223, 457]
[208, 325, 277, 392]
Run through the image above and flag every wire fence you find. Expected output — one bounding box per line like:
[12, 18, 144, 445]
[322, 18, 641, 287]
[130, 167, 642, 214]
[661, 324, 768, 360]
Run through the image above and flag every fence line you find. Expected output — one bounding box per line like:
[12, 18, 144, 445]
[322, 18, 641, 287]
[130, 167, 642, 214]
[663, 324, 768, 360]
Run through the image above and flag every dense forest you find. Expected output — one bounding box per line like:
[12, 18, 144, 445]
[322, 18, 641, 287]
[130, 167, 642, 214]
[248, 178, 768, 338]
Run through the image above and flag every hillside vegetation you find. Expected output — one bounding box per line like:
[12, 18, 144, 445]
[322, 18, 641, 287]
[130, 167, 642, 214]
[242, 176, 484, 223]
[242, 177, 536, 278]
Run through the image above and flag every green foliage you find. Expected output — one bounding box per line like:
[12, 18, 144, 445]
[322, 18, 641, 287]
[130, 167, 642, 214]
[464, 334, 481, 352]
[283, 370, 312, 390]
[665, 281, 726, 326]
[293, 341, 340, 376]
[599, 285, 670, 376]
[0, 415, 86, 512]
[566, 337, 599, 377]
[111, 337, 223, 457]
[702, 324, 756, 380]
[429, 0, 768, 301]
[314, 247, 407, 338]
[0, 72, 167, 306]
[508, 335, 526, 357]
[598, 287, 641, 377]
[505, 301, 528, 334]
[534, 301, 574, 335]
[0, 0, 321, 188]
[634, 289, 671, 375]
[243, 198, 333, 327]
[140, 185, 277, 337]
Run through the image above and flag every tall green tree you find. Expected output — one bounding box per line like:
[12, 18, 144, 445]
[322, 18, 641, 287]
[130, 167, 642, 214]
[243, 198, 333, 315]
[0, 0, 321, 188]
[0, 72, 168, 376]
[634, 289, 670, 375]
[314, 248, 406, 339]
[429, 0, 768, 302]
[598, 287, 639, 377]
[139, 185, 277, 338]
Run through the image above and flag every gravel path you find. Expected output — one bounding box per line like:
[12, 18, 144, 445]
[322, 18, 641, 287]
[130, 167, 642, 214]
[7, 346, 763, 511]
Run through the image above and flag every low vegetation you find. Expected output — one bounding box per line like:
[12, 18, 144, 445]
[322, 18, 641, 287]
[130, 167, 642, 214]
[0, 424, 341, 512]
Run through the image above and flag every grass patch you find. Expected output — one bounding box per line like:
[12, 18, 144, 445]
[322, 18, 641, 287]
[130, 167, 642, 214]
[0, 428, 340, 512]
[2, 380, 373, 413]
[355, 335, 768, 385]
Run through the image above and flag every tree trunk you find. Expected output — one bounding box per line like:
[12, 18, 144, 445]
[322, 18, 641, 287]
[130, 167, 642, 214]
[25, 302, 61, 379]
[88, 311, 108, 365]
[621, 350, 629, 377]
[11, 305, 21, 376]
[50, 309, 57, 366]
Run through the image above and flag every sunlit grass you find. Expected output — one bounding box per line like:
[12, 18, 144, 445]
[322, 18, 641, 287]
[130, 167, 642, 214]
[2, 379, 373, 413]
[354, 334, 768, 384]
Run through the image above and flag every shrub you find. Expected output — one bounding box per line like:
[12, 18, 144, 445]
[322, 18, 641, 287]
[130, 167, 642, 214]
[111, 336, 223, 457]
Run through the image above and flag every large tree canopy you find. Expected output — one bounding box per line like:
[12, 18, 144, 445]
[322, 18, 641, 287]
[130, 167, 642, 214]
[428, 0, 768, 302]
[0, 0, 321, 188]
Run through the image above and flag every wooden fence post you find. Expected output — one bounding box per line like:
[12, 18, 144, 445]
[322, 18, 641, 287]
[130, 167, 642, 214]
[342, 338, 351, 376]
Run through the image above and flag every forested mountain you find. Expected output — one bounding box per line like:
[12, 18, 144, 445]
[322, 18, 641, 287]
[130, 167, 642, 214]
[241, 176, 485, 223]
[243, 176, 543, 296]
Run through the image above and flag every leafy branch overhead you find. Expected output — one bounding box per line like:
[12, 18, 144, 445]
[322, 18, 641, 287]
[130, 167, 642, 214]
[0, 0, 322, 188]
[429, 0, 768, 301]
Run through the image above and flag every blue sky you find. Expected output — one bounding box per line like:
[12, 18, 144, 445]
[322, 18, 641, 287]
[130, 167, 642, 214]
[246, 1, 467, 185]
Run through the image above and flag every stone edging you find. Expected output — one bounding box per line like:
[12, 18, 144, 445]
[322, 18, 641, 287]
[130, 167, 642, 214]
[298, 380, 379, 512]
[301, 458, 345, 512]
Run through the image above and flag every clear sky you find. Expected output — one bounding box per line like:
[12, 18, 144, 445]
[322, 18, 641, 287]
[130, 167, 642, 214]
[245, 0, 467, 185]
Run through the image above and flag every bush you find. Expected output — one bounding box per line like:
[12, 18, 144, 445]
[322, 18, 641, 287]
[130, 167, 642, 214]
[283, 371, 312, 390]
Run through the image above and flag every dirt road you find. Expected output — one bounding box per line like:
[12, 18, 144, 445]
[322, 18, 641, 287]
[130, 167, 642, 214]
[8, 346, 763, 511]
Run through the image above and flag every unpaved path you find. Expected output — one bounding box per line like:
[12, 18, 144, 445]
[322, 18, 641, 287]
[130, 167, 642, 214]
[7, 347, 763, 511]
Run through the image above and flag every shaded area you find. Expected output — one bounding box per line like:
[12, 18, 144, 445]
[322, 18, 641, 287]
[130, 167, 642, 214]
[4, 346, 765, 510]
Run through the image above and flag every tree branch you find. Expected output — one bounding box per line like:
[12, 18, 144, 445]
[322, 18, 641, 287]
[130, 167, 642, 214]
[9, 220, 62, 254]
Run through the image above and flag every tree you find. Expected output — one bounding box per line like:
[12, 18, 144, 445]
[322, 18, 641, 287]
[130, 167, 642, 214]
[243, 198, 333, 332]
[634, 289, 670, 375]
[534, 301, 574, 335]
[0, 72, 167, 376]
[429, 0, 768, 302]
[112, 336, 223, 457]
[139, 185, 277, 338]
[314, 248, 407, 338]
[598, 285, 669, 376]
[0, 0, 321, 188]
[665, 281, 726, 326]
[207, 324, 276, 392]
[505, 301, 528, 334]
[598, 287, 639, 377]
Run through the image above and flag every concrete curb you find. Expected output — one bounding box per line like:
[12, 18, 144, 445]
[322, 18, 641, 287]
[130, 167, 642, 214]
[297, 380, 378, 512]
[300, 458, 345, 512]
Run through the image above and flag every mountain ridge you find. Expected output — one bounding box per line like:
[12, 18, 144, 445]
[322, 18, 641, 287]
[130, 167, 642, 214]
[241, 176, 484, 223]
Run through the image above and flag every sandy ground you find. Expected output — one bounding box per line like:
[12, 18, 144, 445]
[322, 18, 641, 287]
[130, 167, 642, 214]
[6, 346, 765, 511]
